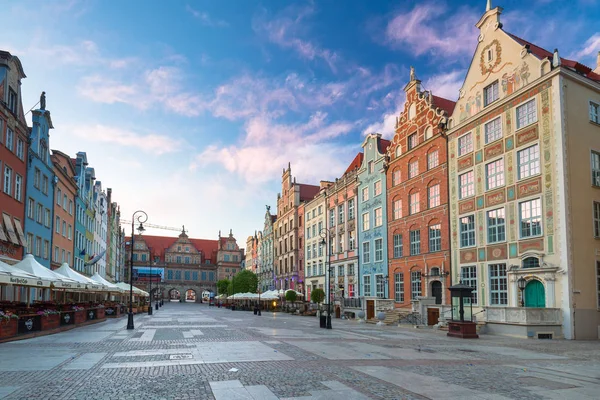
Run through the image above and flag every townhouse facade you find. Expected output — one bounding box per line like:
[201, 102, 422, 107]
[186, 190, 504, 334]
[259, 205, 276, 291]
[297, 201, 305, 295]
[50, 150, 77, 270]
[216, 229, 244, 280]
[92, 181, 107, 277]
[386, 70, 455, 324]
[0, 51, 28, 264]
[303, 186, 328, 302]
[24, 105, 55, 268]
[357, 134, 390, 319]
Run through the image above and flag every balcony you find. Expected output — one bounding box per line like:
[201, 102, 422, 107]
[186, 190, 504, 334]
[484, 307, 562, 325]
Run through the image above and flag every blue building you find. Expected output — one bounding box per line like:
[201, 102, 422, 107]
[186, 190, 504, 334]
[357, 133, 390, 304]
[73, 152, 94, 274]
[24, 102, 55, 268]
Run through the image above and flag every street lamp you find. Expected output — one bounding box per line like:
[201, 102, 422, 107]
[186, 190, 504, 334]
[127, 210, 147, 330]
[257, 288, 262, 316]
[319, 228, 332, 329]
[148, 261, 154, 316]
[518, 277, 527, 307]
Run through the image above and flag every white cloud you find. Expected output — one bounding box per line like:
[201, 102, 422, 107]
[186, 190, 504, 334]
[185, 4, 229, 27]
[384, 4, 478, 58]
[570, 32, 600, 63]
[422, 70, 463, 101]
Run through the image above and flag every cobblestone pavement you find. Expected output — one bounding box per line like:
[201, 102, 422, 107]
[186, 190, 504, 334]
[1, 303, 599, 399]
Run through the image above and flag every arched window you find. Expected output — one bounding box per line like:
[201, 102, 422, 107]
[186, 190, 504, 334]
[395, 145, 402, 158]
[522, 257, 540, 268]
[408, 103, 416, 120]
[424, 126, 433, 140]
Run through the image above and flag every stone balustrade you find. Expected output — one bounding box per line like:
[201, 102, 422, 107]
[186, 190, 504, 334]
[484, 307, 562, 325]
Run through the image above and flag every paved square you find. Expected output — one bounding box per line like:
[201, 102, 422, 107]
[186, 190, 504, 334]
[0, 302, 599, 399]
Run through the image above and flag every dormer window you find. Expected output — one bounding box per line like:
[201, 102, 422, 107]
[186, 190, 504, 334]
[8, 88, 17, 114]
[487, 49, 493, 62]
[40, 140, 48, 163]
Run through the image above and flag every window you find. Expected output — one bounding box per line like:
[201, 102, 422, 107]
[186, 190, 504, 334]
[16, 139, 24, 160]
[484, 117, 502, 143]
[68, 225, 72, 240]
[348, 199, 355, 220]
[362, 187, 369, 202]
[522, 257, 540, 268]
[363, 275, 371, 296]
[35, 236, 41, 257]
[516, 99, 537, 129]
[14, 174, 22, 201]
[54, 246, 59, 262]
[338, 204, 344, 224]
[374, 180, 382, 196]
[362, 242, 370, 263]
[306, 227, 310, 239]
[55, 217, 60, 232]
[368, 161, 374, 174]
[0, 119, 3, 144]
[394, 273, 404, 302]
[62, 221, 67, 236]
[362, 213, 370, 231]
[329, 209, 335, 227]
[487, 208, 506, 243]
[427, 150, 439, 169]
[520, 198, 542, 238]
[6, 128, 14, 151]
[409, 229, 420, 255]
[318, 205, 322, 215]
[411, 271, 422, 299]
[429, 224, 441, 252]
[374, 238, 383, 262]
[338, 265, 345, 276]
[44, 209, 50, 228]
[518, 144, 540, 180]
[392, 169, 401, 186]
[410, 192, 420, 215]
[489, 264, 508, 305]
[61, 249, 65, 263]
[458, 132, 473, 156]
[591, 101, 600, 124]
[460, 215, 476, 247]
[63, 194, 67, 209]
[408, 133, 417, 150]
[175, 270, 181, 280]
[3, 166, 12, 195]
[43, 240, 49, 259]
[461, 266, 478, 304]
[375, 274, 385, 298]
[27, 233, 33, 252]
[428, 184, 440, 208]
[374, 207, 383, 227]
[408, 160, 419, 179]
[486, 159, 505, 190]
[33, 168, 40, 189]
[459, 171, 474, 199]
[40, 175, 48, 195]
[307, 245, 312, 259]
[393, 234, 403, 258]
[597, 262, 600, 308]
[393, 199, 402, 220]
[312, 225, 316, 237]
[483, 81, 499, 106]
[348, 264, 354, 276]
[591, 151, 600, 186]
[35, 204, 42, 224]
[594, 202, 600, 238]
[348, 231, 355, 250]
[8, 89, 17, 113]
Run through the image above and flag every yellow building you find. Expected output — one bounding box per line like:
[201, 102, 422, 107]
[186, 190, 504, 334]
[447, 3, 600, 339]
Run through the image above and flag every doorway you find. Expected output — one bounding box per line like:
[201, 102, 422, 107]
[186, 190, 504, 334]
[427, 308, 440, 326]
[524, 280, 545, 307]
[366, 300, 375, 320]
[185, 289, 197, 302]
[431, 281, 442, 305]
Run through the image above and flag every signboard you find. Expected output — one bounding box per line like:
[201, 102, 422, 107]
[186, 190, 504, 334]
[133, 266, 164, 283]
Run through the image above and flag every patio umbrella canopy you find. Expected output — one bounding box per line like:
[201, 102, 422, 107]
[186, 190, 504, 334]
[91, 273, 123, 293]
[55, 263, 107, 291]
[0, 260, 52, 288]
[116, 282, 145, 296]
[14, 254, 84, 290]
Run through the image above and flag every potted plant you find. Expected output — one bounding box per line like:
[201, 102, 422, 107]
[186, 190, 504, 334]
[0, 311, 19, 339]
[38, 309, 61, 331]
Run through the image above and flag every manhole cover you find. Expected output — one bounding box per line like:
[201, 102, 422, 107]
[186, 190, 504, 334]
[170, 354, 193, 360]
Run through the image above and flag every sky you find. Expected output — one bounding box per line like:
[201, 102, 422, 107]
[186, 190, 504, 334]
[1, 0, 599, 246]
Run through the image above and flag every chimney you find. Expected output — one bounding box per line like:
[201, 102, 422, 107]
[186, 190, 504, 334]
[594, 51, 600, 75]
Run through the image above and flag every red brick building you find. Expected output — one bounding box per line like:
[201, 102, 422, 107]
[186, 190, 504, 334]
[0, 51, 28, 264]
[386, 69, 455, 318]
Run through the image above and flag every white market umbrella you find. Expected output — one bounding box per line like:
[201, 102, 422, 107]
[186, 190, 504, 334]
[91, 273, 123, 293]
[0, 259, 52, 288]
[14, 254, 84, 290]
[55, 263, 107, 291]
[116, 282, 144, 296]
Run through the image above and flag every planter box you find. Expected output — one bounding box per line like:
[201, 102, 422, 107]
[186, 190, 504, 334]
[86, 309, 97, 321]
[18, 315, 41, 334]
[74, 310, 86, 324]
[0, 319, 18, 339]
[60, 311, 75, 326]
[105, 307, 119, 317]
[40, 314, 61, 331]
[96, 308, 105, 319]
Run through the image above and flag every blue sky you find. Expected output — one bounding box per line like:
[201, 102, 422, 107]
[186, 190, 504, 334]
[1, 0, 599, 245]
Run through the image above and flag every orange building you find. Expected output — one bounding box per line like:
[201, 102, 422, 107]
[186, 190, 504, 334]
[386, 69, 455, 322]
[50, 150, 77, 269]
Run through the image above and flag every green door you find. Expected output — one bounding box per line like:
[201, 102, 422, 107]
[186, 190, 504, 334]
[524, 280, 545, 307]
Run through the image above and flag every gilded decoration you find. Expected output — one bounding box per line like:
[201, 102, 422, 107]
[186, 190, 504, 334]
[477, 210, 485, 245]
[517, 176, 542, 199]
[475, 150, 483, 164]
[487, 244, 507, 261]
[508, 203, 516, 242]
[505, 136, 514, 151]
[476, 196, 485, 209]
[506, 152, 514, 186]
[516, 125, 539, 148]
[485, 188, 506, 207]
[459, 199, 476, 214]
[507, 185, 516, 201]
[519, 239, 544, 253]
[484, 140, 504, 161]
[460, 249, 477, 264]
[475, 126, 482, 150]
[541, 89, 554, 232]
[457, 154, 474, 172]
[476, 164, 484, 193]
[479, 40, 503, 76]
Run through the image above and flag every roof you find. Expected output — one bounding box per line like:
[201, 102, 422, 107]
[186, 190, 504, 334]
[432, 95, 456, 115]
[507, 32, 600, 83]
[126, 234, 219, 263]
[299, 183, 321, 202]
[344, 152, 364, 174]
[378, 138, 391, 154]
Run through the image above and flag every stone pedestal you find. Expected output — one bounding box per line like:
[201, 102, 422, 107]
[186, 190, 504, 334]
[447, 321, 479, 339]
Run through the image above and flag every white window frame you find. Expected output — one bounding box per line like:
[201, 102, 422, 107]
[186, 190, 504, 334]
[393, 199, 402, 220]
[410, 271, 422, 299]
[408, 160, 419, 179]
[461, 266, 478, 305]
[485, 158, 505, 190]
[408, 133, 417, 150]
[374, 238, 383, 262]
[483, 81, 499, 106]
[459, 171, 474, 199]
[589, 101, 599, 124]
[362, 187, 369, 202]
[409, 229, 420, 255]
[429, 224, 441, 252]
[484, 116, 502, 144]
[410, 192, 420, 215]
[362, 242, 370, 263]
[348, 199, 355, 220]
[362, 212, 370, 231]
[428, 184, 440, 208]
[375, 274, 385, 298]
[394, 273, 404, 302]
[519, 198, 543, 239]
[374, 180, 382, 196]
[14, 174, 22, 201]
[591, 151, 600, 187]
[460, 215, 476, 248]
[458, 132, 473, 156]
[363, 275, 371, 297]
[517, 144, 540, 180]
[393, 234, 403, 258]
[3, 166, 12, 195]
[516, 98, 537, 130]
[594, 202, 600, 238]
[392, 169, 401, 186]
[374, 207, 383, 227]
[489, 263, 508, 306]
[427, 150, 439, 170]
[487, 208, 506, 244]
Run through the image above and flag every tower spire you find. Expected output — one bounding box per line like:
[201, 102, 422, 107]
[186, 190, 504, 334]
[486, 0, 492, 11]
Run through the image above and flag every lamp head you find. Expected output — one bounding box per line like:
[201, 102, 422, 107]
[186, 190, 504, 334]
[137, 222, 145, 234]
[517, 277, 527, 290]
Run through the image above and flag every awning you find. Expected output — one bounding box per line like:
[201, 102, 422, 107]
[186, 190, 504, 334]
[14, 254, 85, 290]
[13, 218, 27, 247]
[54, 263, 108, 291]
[91, 273, 123, 293]
[2, 214, 20, 246]
[0, 220, 8, 242]
[115, 282, 146, 296]
[0, 260, 52, 287]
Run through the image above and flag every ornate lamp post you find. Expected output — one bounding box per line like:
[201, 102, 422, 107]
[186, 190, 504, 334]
[127, 210, 147, 330]
[319, 228, 332, 329]
[518, 277, 527, 307]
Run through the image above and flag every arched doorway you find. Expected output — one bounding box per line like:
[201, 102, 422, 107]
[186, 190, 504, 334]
[185, 289, 197, 302]
[431, 281, 442, 305]
[524, 280, 545, 307]
[169, 289, 180, 302]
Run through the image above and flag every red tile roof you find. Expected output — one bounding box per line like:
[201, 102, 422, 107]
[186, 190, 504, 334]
[126, 235, 219, 263]
[299, 183, 321, 202]
[378, 138, 391, 154]
[344, 152, 364, 174]
[507, 32, 600, 83]
[432, 95, 456, 115]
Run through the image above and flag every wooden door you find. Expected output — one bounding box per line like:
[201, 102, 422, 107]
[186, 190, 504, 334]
[366, 300, 375, 320]
[427, 308, 440, 326]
